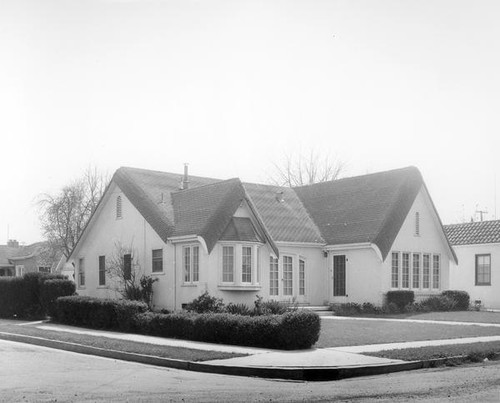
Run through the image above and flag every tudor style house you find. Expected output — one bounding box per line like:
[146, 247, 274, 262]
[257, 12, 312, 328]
[66, 165, 457, 310]
[445, 220, 500, 309]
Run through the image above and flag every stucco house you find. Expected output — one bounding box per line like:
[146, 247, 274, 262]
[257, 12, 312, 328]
[0, 240, 57, 277]
[67, 165, 456, 310]
[445, 220, 500, 310]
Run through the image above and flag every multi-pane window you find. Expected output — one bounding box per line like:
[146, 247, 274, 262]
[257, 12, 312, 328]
[152, 249, 163, 273]
[98, 255, 106, 286]
[299, 259, 305, 296]
[78, 258, 85, 287]
[423, 254, 430, 288]
[242, 247, 252, 283]
[412, 253, 420, 289]
[269, 257, 279, 296]
[475, 254, 491, 286]
[283, 256, 293, 296]
[124, 254, 132, 281]
[432, 255, 440, 289]
[402, 253, 410, 288]
[391, 252, 399, 288]
[183, 246, 199, 283]
[222, 246, 234, 282]
[116, 196, 122, 219]
[38, 266, 51, 273]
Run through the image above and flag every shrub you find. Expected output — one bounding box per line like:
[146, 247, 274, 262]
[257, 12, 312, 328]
[259, 300, 290, 315]
[441, 290, 470, 311]
[386, 290, 415, 310]
[40, 279, 76, 317]
[137, 310, 320, 350]
[225, 302, 252, 316]
[420, 295, 457, 312]
[381, 302, 401, 314]
[331, 302, 363, 316]
[54, 296, 147, 330]
[185, 292, 225, 313]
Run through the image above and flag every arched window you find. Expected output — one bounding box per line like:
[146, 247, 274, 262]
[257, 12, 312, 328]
[415, 212, 420, 236]
[116, 195, 122, 219]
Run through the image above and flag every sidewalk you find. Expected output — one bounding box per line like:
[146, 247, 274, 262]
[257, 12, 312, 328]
[0, 319, 496, 381]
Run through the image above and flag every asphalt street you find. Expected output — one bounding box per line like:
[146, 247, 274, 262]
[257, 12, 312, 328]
[1, 339, 500, 402]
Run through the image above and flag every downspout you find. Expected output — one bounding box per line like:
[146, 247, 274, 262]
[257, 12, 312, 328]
[173, 243, 177, 311]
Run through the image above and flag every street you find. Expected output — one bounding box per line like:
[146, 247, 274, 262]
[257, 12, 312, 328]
[1, 340, 499, 402]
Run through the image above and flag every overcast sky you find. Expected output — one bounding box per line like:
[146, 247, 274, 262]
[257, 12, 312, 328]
[1, 0, 499, 245]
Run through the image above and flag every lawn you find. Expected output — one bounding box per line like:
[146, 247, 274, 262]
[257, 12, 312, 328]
[317, 316, 500, 348]
[0, 319, 246, 362]
[358, 310, 500, 324]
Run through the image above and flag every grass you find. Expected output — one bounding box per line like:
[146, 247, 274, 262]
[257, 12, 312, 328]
[0, 319, 246, 362]
[366, 341, 500, 363]
[317, 317, 500, 348]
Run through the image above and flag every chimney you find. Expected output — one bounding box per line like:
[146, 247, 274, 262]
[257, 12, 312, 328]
[7, 239, 19, 248]
[181, 163, 189, 190]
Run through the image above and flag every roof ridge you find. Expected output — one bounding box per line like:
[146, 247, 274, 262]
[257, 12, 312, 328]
[171, 177, 240, 195]
[444, 219, 500, 227]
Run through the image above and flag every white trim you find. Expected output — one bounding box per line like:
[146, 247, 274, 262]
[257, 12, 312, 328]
[275, 241, 326, 248]
[452, 242, 500, 249]
[325, 242, 383, 261]
[169, 235, 198, 242]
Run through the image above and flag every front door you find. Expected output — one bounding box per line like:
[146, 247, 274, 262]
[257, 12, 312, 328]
[333, 255, 346, 297]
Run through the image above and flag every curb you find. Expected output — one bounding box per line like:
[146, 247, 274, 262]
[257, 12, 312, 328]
[0, 331, 452, 381]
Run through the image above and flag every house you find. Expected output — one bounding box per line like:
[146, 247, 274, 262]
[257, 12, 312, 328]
[0, 240, 58, 277]
[66, 165, 457, 310]
[445, 220, 500, 309]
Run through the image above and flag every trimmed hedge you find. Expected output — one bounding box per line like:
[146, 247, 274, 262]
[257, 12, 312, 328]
[41, 280, 76, 317]
[54, 296, 148, 331]
[0, 273, 74, 319]
[386, 290, 415, 310]
[135, 310, 320, 350]
[441, 290, 470, 311]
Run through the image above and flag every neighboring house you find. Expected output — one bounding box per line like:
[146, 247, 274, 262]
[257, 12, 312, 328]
[0, 240, 58, 277]
[445, 220, 500, 309]
[67, 165, 456, 310]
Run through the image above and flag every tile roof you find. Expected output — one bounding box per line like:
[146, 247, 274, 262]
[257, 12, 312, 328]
[294, 167, 424, 260]
[444, 220, 500, 245]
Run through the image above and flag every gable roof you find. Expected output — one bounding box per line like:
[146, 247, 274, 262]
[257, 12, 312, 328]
[294, 167, 426, 260]
[220, 217, 264, 243]
[0, 242, 49, 266]
[444, 220, 500, 245]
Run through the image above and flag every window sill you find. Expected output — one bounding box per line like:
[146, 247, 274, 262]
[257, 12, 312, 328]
[97, 286, 109, 289]
[151, 271, 165, 276]
[218, 284, 261, 291]
[78, 286, 86, 290]
[475, 283, 491, 287]
[181, 283, 198, 287]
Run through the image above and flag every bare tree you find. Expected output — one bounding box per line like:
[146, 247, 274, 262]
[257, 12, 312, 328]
[38, 167, 109, 258]
[269, 150, 346, 187]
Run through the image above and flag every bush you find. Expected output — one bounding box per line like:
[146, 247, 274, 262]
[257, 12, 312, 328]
[54, 296, 147, 330]
[386, 290, 415, 310]
[420, 295, 457, 312]
[225, 302, 252, 316]
[40, 279, 76, 317]
[185, 292, 225, 313]
[331, 302, 363, 316]
[136, 310, 320, 350]
[441, 290, 470, 311]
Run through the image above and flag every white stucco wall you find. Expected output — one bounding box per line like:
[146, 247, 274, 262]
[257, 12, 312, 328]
[450, 244, 500, 309]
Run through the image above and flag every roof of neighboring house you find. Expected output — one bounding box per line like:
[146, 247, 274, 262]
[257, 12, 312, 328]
[444, 220, 500, 245]
[71, 165, 452, 262]
[294, 167, 427, 260]
[0, 242, 48, 266]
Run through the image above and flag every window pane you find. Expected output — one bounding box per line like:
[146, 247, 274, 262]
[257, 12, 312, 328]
[269, 257, 279, 296]
[402, 253, 410, 288]
[412, 253, 420, 289]
[299, 259, 305, 296]
[222, 246, 234, 282]
[184, 247, 191, 282]
[152, 249, 163, 273]
[283, 256, 293, 296]
[99, 255, 106, 286]
[124, 254, 132, 281]
[79, 258, 85, 286]
[242, 246, 252, 283]
[193, 246, 199, 282]
[476, 254, 491, 285]
[423, 254, 430, 288]
[391, 252, 399, 288]
[432, 255, 440, 289]
[333, 255, 346, 296]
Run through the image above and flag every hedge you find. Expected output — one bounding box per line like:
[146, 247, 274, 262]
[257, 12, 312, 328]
[54, 296, 148, 331]
[386, 290, 415, 310]
[441, 290, 470, 311]
[41, 280, 76, 317]
[0, 273, 74, 319]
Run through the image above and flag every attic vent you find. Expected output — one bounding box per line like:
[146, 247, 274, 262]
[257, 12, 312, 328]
[415, 212, 420, 236]
[116, 195, 122, 219]
[275, 191, 284, 203]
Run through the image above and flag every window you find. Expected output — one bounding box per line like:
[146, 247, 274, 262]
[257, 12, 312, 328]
[242, 246, 252, 283]
[423, 254, 430, 288]
[38, 266, 51, 273]
[124, 254, 132, 281]
[432, 255, 440, 289]
[475, 254, 491, 286]
[269, 256, 279, 296]
[391, 252, 399, 288]
[299, 259, 305, 296]
[412, 253, 420, 289]
[333, 255, 346, 296]
[78, 258, 85, 287]
[415, 212, 420, 236]
[98, 255, 106, 286]
[222, 246, 234, 282]
[116, 196, 122, 219]
[402, 253, 410, 288]
[152, 249, 163, 273]
[283, 256, 293, 296]
[183, 246, 199, 284]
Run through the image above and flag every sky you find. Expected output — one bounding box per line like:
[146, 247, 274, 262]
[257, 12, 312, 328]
[1, 0, 499, 245]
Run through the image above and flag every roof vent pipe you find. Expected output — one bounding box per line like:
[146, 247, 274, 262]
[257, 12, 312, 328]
[182, 163, 189, 190]
[275, 191, 284, 203]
